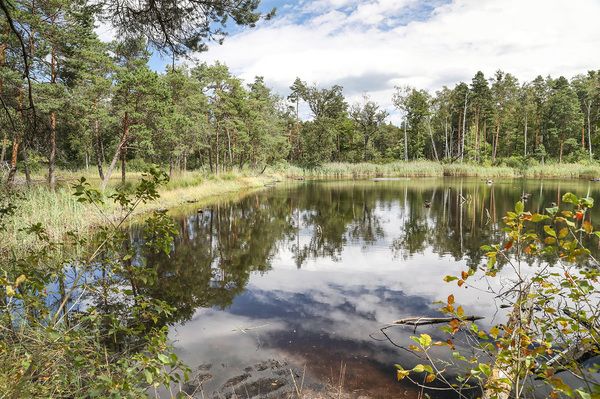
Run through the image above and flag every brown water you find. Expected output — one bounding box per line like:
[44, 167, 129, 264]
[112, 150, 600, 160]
[141, 177, 600, 398]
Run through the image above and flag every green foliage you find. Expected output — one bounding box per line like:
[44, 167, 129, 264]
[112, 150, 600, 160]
[396, 192, 600, 398]
[0, 168, 189, 397]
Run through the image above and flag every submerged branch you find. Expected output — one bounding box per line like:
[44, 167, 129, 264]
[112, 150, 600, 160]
[392, 316, 484, 327]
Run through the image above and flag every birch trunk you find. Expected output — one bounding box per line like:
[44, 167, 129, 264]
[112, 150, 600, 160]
[101, 111, 129, 190]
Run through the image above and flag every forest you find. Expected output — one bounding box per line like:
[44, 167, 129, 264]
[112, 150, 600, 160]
[1, 0, 600, 189]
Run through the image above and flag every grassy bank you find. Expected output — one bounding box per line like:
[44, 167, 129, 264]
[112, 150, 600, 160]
[1, 170, 280, 253]
[280, 161, 600, 179]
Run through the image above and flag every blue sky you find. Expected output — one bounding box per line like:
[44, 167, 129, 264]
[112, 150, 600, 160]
[141, 0, 600, 123]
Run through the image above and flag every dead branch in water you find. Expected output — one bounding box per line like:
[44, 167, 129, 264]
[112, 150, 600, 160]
[392, 315, 484, 327]
[369, 315, 485, 355]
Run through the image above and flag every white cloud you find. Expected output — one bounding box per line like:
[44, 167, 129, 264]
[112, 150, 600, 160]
[94, 20, 116, 43]
[190, 0, 600, 124]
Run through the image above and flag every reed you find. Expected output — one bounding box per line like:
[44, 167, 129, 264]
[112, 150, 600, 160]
[0, 170, 278, 253]
[282, 161, 600, 179]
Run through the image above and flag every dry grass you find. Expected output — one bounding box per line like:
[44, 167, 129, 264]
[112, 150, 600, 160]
[0, 169, 281, 253]
[279, 161, 600, 180]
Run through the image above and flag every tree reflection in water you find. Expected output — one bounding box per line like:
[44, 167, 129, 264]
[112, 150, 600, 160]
[134, 178, 600, 398]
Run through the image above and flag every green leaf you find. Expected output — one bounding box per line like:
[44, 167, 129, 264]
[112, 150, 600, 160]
[515, 201, 524, 214]
[478, 363, 492, 377]
[581, 197, 594, 208]
[144, 369, 153, 384]
[157, 353, 170, 364]
[531, 213, 549, 222]
[413, 364, 425, 373]
[419, 333, 432, 348]
[562, 193, 579, 205]
[576, 389, 591, 399]
[544, 225, 557, 238]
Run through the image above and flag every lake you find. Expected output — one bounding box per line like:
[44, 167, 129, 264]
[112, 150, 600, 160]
[142, 177, 600, 398]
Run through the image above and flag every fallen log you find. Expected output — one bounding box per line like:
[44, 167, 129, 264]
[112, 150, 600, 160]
[392, 316, 484, 327]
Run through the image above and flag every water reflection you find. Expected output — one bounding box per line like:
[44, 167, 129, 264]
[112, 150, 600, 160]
[139, 178, 600, 398]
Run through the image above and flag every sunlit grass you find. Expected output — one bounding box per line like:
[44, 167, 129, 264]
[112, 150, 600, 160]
[280, 161, 600, 179]
[282, 161, 444, 178]
[282, 161, 518, 178]
[523, 163, 600, 179]
[1, 169, 279, 253]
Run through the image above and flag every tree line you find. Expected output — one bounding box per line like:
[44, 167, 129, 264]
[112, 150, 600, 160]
[290, 70, 599, 168]
[1, 1, 599, 190]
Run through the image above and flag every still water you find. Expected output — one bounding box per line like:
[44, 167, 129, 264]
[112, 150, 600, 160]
[143, 178, 600, 398]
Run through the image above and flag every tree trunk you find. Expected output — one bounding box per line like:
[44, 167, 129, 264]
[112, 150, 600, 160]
[450, 127, 454, 160]
[444, 117, 449, 159]
[457, 113, 462, 158]
[559, 140, 564, 163]
[483, 120, 487, 158]
[22, 146, 31, 187]
[461, 90, 468, 162]
[48, 39, 57, 189]
[120, 147, 126, 184]
[215, 124, 219, 175]
[48, 111, 57, 189]
[428, 117, 439, 161]
[492, 123, 500, 162]
[474, 111, 479, 162]
[95, 119, 104, 180]
[403, 119, 408, 161]
[101, 111, 129, 190]
[587, 102, 593, 161]
[524, 113, 528, 157]
[0, 130, 6, 164]
[6, 136, 20, 185]
[226, 127, 232, 168]
[6, 89, 24, 186]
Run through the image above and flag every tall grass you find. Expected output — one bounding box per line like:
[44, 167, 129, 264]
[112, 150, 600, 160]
[281, 161, 600, 179]
[522, 163, 600, 179]
[442, 163, 518, 177]
[0, 170, 278, 253]
[282, 161, 518, 178]
[283, 161, 444, 178]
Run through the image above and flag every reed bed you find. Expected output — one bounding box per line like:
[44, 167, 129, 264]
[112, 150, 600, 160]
[283, 161, 518, 178]
[522, 163, 600, 180]
[283, 161, 444, 178]
[0, 170, 277, 253]
[282, 161, 600, 180]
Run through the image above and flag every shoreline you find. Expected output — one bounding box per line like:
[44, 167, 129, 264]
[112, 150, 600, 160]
[3, 161, 600, 252]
